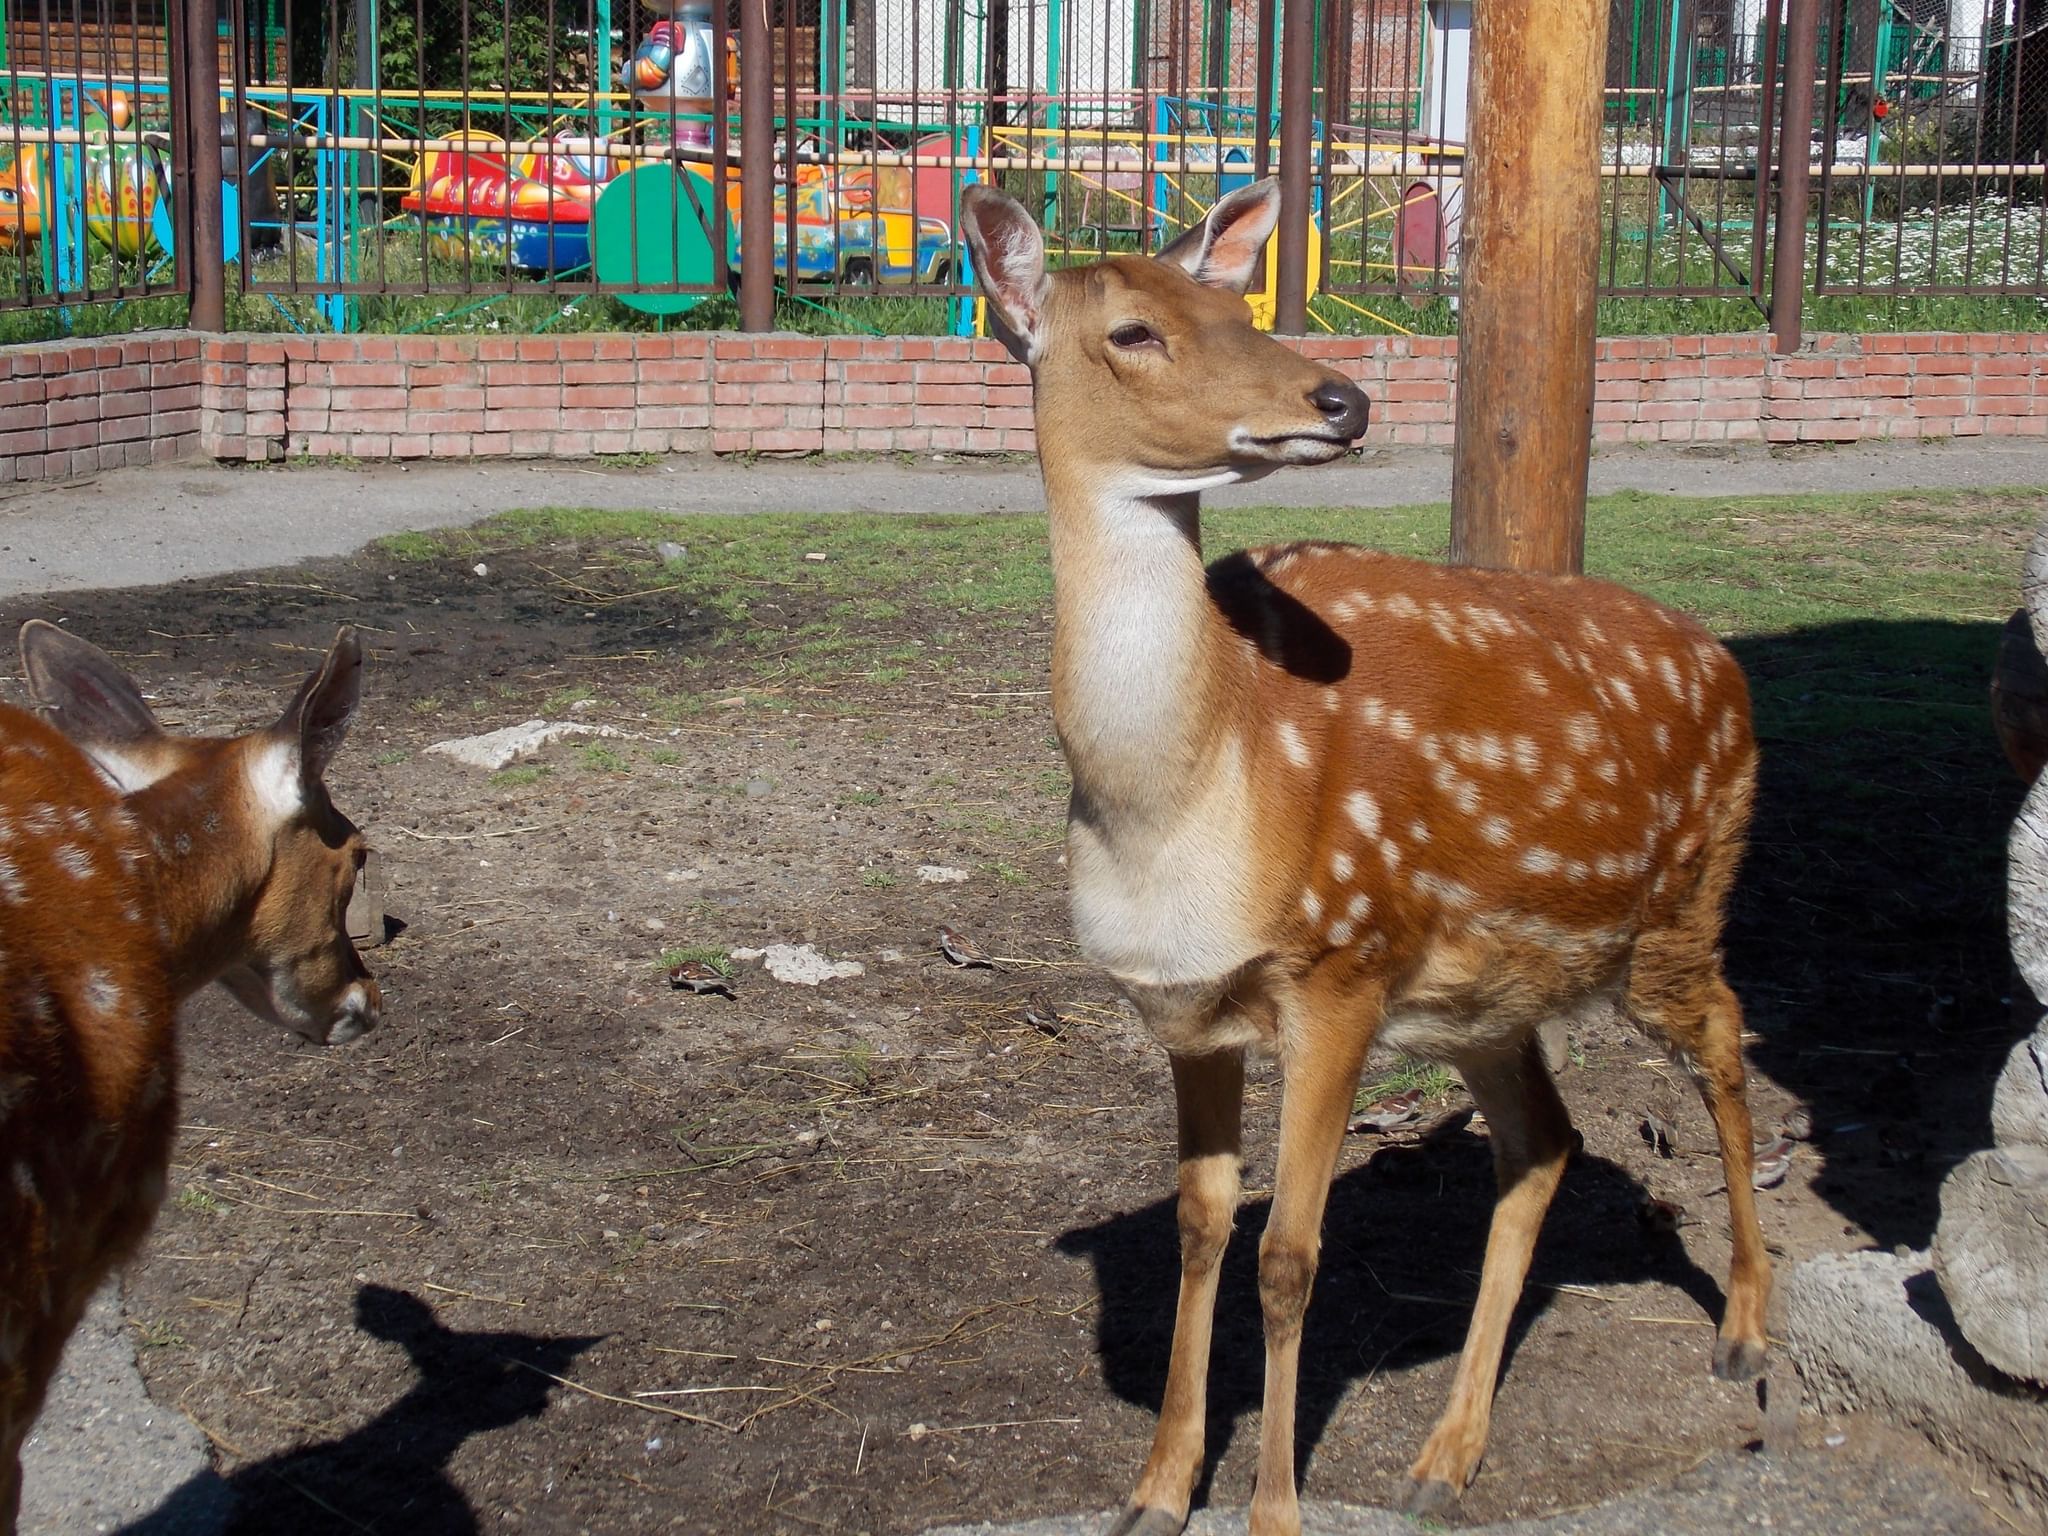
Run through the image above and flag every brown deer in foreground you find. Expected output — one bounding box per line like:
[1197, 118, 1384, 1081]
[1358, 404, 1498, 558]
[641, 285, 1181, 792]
[959, 179, 1769, 1535]
[0, 623, 379, 1534]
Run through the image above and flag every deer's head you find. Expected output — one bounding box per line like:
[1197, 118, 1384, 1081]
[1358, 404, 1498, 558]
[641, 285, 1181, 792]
[962, 177, 1369, 499]
[21, 621, 382, 1045]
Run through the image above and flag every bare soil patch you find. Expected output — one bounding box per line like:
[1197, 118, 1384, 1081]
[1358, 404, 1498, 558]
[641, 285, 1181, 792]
[0, 496, 2027, 1535]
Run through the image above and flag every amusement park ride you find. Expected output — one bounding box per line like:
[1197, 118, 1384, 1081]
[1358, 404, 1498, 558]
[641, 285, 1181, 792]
[396, 0, 958, 311]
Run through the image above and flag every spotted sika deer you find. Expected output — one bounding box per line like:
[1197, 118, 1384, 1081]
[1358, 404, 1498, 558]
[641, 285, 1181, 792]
[0, 623, 379, 1533]
[959, 179, 1769, 1535]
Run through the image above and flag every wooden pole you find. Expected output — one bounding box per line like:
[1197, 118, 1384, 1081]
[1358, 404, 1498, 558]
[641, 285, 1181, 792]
[184, 0, 228, 331]
[1770, 0, 1818, 354]
[1446, 0, 1612, 577]
[738, 0, 774, 331]
[1274, 0, 1312, 332]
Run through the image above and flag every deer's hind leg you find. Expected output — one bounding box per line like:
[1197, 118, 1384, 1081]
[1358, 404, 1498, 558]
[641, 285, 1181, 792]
[1401, 1035, 1577, 1517]
[1625, 813, 1771, 1381]
[1629, 947, 1771, 1380]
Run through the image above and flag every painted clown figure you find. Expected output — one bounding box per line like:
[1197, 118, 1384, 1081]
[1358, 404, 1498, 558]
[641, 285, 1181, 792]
[622, 0, 739, 148]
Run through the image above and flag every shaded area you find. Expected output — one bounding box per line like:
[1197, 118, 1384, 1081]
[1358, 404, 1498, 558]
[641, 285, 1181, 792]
[1728, 619, 2028, 1249]
[1059, 1139, 1717, 1510]
[119, 1286, 600, 1536]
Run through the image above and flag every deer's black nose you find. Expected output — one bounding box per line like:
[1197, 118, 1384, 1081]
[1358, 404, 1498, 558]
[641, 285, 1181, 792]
[1309, 377, 1370, 441]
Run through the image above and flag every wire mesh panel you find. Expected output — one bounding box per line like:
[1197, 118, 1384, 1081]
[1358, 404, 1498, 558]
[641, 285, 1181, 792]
[1814, 0, 2048, 297]
[0, 0, 189, 326]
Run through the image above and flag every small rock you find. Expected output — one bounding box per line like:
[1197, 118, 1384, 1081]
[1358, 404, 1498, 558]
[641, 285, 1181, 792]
[425, 718, 619, 772]
[657, 541, 687, 564]
[1992, 1027, 2048, 1151]
[757, 944, 864, 986]
[472, 562, 489, 577]
[663, 869, 704, 883]
[745, 778, 774, 798]
[1931, 1145, 2048, 1383]
[917, 865, 970, 884]
[803, 551, 828, 563]
[643, 918, 666, 933]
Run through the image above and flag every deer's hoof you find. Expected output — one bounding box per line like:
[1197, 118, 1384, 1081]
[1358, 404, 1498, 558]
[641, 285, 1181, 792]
[1714, 1334, 1768, 1382]
[1398, 1476, 1462, 1520]
[1106, 1504, 1188, 1536]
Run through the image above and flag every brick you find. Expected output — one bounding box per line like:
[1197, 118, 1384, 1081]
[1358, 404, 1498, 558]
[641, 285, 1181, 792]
[716, 360, 790, 384]
[46, 395, 101, 427]
[484, 362, 563, 388]
[557, 409, 638, 432]
[562, 361, 635, 385]
[640, 359, 711, 383]
[331, 387, 408, 411]
[484, 408, 563, 433]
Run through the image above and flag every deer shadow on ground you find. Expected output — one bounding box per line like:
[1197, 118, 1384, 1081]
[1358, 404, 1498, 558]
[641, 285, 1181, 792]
[1059, 1136, 1719, 1512]
[118, 1284, 600, 1536]
[1723, 618, 2029, 1251]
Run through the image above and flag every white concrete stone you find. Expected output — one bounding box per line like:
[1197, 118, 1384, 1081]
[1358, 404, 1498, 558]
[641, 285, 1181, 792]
[424, 718, 619, 772]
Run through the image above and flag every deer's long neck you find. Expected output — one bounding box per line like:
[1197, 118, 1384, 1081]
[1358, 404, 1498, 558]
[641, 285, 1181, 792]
[1043, 470, 1233, 822]
[125, 759, 272, 1001]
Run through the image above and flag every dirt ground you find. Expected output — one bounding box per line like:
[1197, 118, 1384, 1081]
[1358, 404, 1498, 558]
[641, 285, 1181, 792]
[0, 502, 2030, 1536]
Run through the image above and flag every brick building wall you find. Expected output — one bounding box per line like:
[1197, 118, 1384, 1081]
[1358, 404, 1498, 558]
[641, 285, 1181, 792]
[2, 329, 2044, 482]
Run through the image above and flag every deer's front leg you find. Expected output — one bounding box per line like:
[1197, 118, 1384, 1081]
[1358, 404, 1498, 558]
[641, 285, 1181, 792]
[1249, 999, 1376, 1536]
[1112, 1049, 1245, 1536]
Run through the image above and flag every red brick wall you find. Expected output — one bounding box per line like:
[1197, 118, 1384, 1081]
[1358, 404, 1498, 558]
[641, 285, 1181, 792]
[269, 333, 1035, 460]
[0, 336, 203, 483]
[1, 328, 2044, 481]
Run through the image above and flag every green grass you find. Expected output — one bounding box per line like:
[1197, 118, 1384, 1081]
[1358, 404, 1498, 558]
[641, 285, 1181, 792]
[360, 488, 2029, 730]
[172, 1186, 226, 1217]
[659, 946, 732, 975]
[577, 742, 631, 774]
[489, 764, 553, 788]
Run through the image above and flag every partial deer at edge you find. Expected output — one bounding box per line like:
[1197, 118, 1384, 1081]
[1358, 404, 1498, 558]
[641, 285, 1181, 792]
[959, 179, 1769, 1536]
[0, 623, 379, 1534]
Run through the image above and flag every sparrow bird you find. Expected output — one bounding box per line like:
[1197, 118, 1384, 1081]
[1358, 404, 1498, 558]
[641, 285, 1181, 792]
[937, 925, 998, 970]
[669, 960, 737, 999]
[1022, 992, 1065, 1035]
[1348, 1086, 1426, 1134]
[1750, 1134, 1795, 1189]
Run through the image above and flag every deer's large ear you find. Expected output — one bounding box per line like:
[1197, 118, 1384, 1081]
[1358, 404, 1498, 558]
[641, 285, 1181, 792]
[272, 626, 363, 788]
[19, 619, 166, 749]
[962, 184, 1052, 365]
[1157, 178, 1280, 295]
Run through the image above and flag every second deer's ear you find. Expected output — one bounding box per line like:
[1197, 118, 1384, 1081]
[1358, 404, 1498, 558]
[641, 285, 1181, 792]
[1157, 178, 1281, 295]
[272, 626, 364, 789]
[962, 184, 1052, 365]
[19, 619, 166, 749]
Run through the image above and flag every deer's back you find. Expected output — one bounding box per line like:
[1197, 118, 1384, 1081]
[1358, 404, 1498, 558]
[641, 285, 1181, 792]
[1207, 543, 1757, 1027]
[0, 701, 177, 1444]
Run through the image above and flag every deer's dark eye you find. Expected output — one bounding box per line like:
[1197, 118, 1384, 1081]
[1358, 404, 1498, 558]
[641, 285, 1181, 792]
[1109, 323, 1160, 350]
